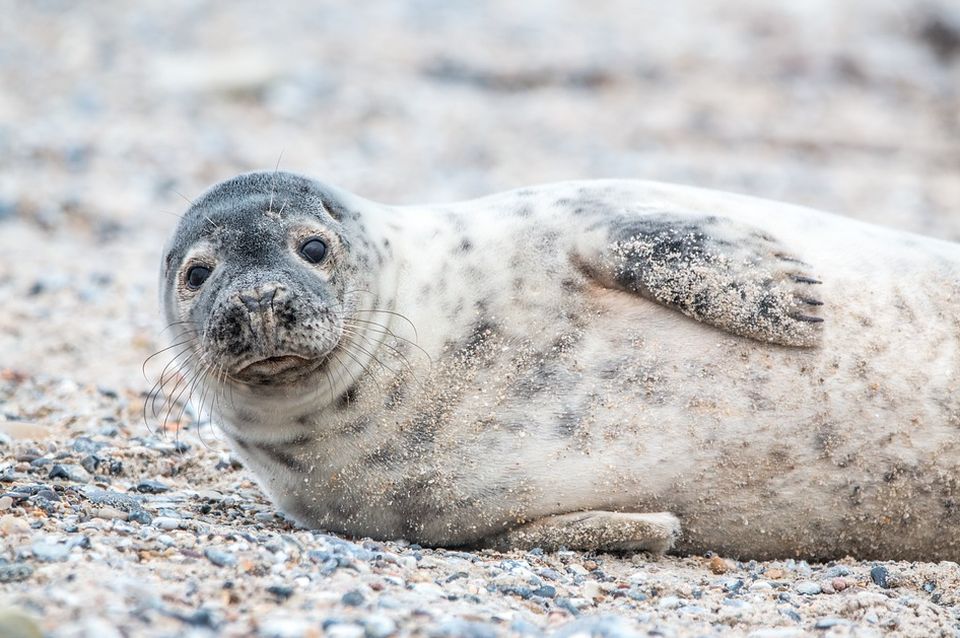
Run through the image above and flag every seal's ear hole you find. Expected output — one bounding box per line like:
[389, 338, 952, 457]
[299, 238, 328, 265]
[186, 265, 212, 290]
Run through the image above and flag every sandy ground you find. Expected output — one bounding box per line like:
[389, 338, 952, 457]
[1, 1, 960, 636]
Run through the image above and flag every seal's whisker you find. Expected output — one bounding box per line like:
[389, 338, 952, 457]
[332, 346, 383, 398]
[341, 326, 423, 388]
[142, 337, 197, 382]
[339, 339, 403, 379]
[344, 318, 433, 365]
[144, 346, 198, 430]
[152, 351, 202, 429]
[164, 360, 205, 435]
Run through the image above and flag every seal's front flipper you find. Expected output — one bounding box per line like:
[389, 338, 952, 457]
[576, 214, 824, 347]
[480, 511, 680, 554]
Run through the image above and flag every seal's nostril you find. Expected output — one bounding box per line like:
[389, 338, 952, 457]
[239, 293, 260, 312]
[239, 286, 282, 311]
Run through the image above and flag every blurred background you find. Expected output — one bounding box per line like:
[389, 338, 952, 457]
[0, 0, 958, 390]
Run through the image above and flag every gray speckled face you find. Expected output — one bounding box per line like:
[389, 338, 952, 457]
[161, 171, 360, 387]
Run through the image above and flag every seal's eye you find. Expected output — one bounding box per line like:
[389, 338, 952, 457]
[299, 238, 328, 264]
[186, 265, 212, 290]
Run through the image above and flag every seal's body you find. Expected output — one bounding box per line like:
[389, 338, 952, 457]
[161, 172, 960, 560]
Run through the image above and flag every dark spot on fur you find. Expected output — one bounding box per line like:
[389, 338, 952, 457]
[342, 416, 371, 435]
[458, 238, 473, 252]
[338, 383, 361, 408]
[556, 407, 581, 437]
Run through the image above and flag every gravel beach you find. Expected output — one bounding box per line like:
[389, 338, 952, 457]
[1, 1, 960, 636]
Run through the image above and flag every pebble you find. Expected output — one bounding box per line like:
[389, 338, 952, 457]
[0, 496, 12, 510]
[341, 590, 365, 606]
[203, 548, 237, 567]
[870, 565, 889, 588]
[814, 618, 848, 629]
[708, 556, 730, 574]
[31, 540, 70, 562]
[795, 581, 821, 595]
[749, 580, 772, 591]
[532, 585, 557, 598]
[748, 629, 804, 638]
[0, 563, 33, 583]
[0, 609, 43, 638]
[135, 480, 170, 494]
[363, 614, 397, 638]
[48, 464, 91, 483]
[152, 517, 181, 531]
[267, 585, 294, 600]
[658, 595, 682, 609]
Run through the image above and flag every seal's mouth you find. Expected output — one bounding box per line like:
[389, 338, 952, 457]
[235, 355, 322, 384]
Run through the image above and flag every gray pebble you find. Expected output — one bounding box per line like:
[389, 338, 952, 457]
[0, 563, 34, 583]
[152, 517, 181, 531]
[363, 615, 396, 638]
[203, 548, 236, 567]
[266, 585, 294, 600]
[823, 565, 851, 578]
[341, 590, 365, 607]
[870, 565, 889, 588]
[553, 615, 637, 638]
[31, 540, 70, 562]
[532, 585, 557, 598]
[814, 618, 848, 629]
[795, 581, 821, 595]
[48, 464, 91, 483]
[431, 619, 498, 638]
[72, 437, 105, 454]
[135, 480, 170, 494]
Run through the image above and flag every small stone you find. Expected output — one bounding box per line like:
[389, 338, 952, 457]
[127, 510, 152, 525]
[342, 590, 365, 606]
[814, 618, 847, 629]
[819, 579, 835, 594]
[583, 559, 598, 571]
[363, 614, 397, 638]
[266, 585, 294, 601]
[567, 563, 588, 576]
[0, 563, 33, 583]
[749, 580, 773, 591]
[31, 540, 70, 562]
[0, 608, 43, 638]
[152, 517, 181, 530]
[823, 565, 851, 578]
[870, 565, 889, 588]
[748, 629, 804, 638]
[204, 548, 237, 567]
[723, 579, 744, 593]
[765, 568, 785, 579]
[658, 595, 682, 609]
[532, 585, 556, 598]
[135, 479, 170, 494]
[79, 455, 100, 474]
[0, 496, 12, 510]
[48, 464, 91, 483]
[581, 580, 602, 600]
[92, 506, 127, 521]
[832, 577, 848, 591]
[795, 581, 821, 595]
[72, 436, 104, 454]
[709, 555, 730, 574]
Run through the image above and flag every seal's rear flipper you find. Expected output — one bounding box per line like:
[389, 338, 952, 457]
[480, 511, 680, 554]
[575, 214, 824, 347]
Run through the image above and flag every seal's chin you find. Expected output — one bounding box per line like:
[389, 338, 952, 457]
[234, 354, 324, 386]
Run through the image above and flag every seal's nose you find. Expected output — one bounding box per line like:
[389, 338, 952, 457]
[238, 285, 280, 311]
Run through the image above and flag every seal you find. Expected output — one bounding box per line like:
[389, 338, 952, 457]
[158, 170, 960, 561]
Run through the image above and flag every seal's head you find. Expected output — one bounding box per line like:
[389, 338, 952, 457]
[161, 171, 365, 388]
